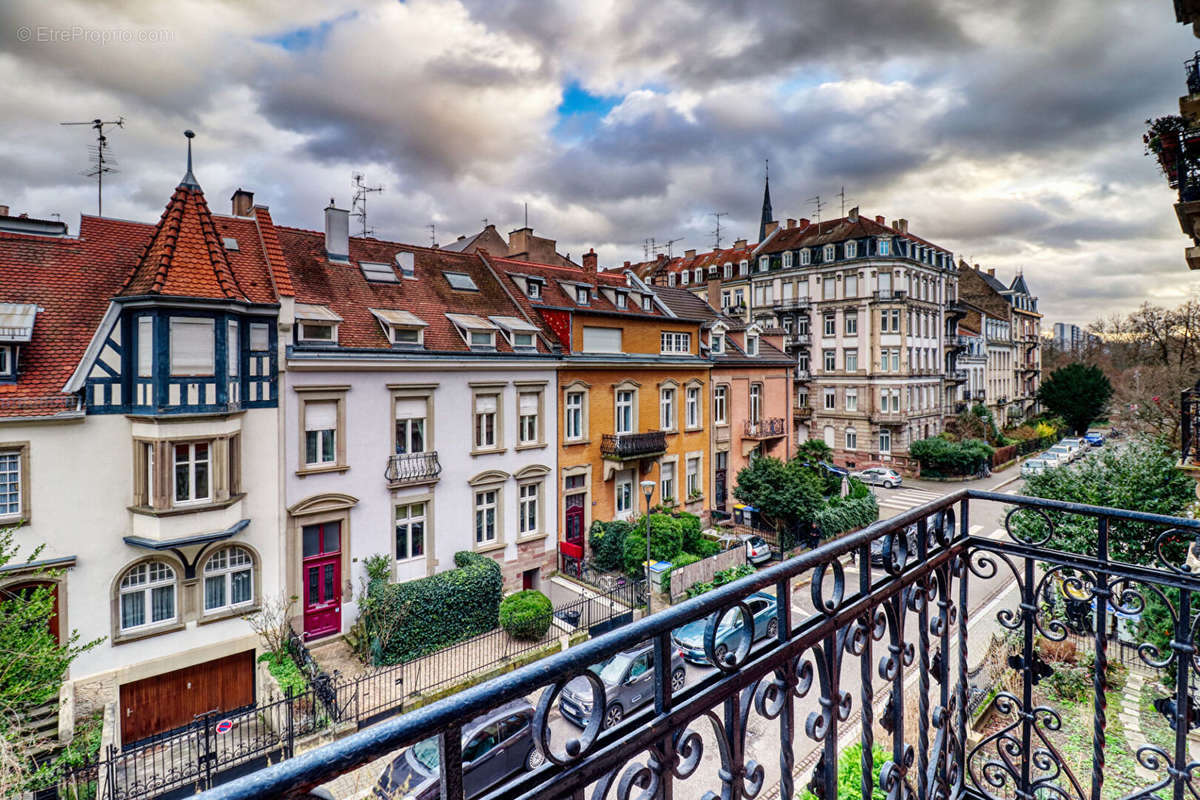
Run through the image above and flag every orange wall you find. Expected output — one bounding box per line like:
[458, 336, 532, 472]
[570, 316, 699, 355]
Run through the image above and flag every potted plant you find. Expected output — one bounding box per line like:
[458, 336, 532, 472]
[1145, 115, 1188, 183]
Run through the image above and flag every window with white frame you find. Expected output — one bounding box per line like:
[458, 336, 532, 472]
[395, 501, 426, 560]
[878, 271, 893, 297]
[680, 270, 690, 285]
[296, 321, 335, 343]
[783, 251, 793, 268]
[474, 490, 498, 545]
[845, 388, 858, 412]
[686, 386, 700, 428]
[616, 389, 635, 434]
[713, 385, 727, 424]
[661, 332, 691, 354]
[845, 428, 857, 450]
[739, 260, 749, 275]
[173, 442, 211, 504]
[660, 461, 675, 502]
[518, 392, 540, 445]
[759, 255, 769, 272]
[641, 294, 652, 311]
[746, 334, 758, 356]
[845, 349, 858, 372]
[844, 274, 858, 297]
[0, 451, 20, 517]
[616, 473, 633, 516]
[614, 292, 627, 309]
[119, 560, 176, 632]
[227, 320, 239, 378]
[519, 483, 539, 535]
[845, 310, 857, 335]
[565, 391, 584, 440]
[823, 349, 836, 371]
[800, 248, 811, 265]
[824, 388, 836, 410]
[823, 245, 836, 262]
[749, 383, 762, 422]
[203, 546, 253, 613]
[879, 428, 892, 452]
[668, 273, 677, 287]
[304, 402, 337, 466]
[724, 262, 733, 279]
[660, 387, 676, 431]
[526, 279, 542, 299]
[694, 268, 702, 283]
[474, 393, 499, 450]
[575, 286, 591, 304]
[846, 241, 857, 258]
[686, 457, 700, 497]
[137, 316, 153, 378]
[169, 317, 215, 376]
[879, 239, 890, 256]
[394, 397, 427, 454]
[824, 313, 836, 337]
[712, 332, 724, 353]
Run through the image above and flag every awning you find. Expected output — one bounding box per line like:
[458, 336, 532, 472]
[487, 315, 540, 333]
[0, 554, 75, 574]
[369, 308, 428, 327]
[295, 303, 343, 322]
[0, 303, 39, 342]
[124, 519, 250, 578]
[445, 312, 497, 330]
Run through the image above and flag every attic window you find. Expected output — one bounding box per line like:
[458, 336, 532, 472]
[446, 313, 498, 350]
[758, 256, 769, 272]
[444, 271, 478, 291]
[739, 259, 748, 276]
[0, 346, 14, 378]
[614, 292, 627, 309]
[783, 251, 793, 268]
[723, 263, 732, 279]
[222, 237, 239, 251]
[370, 308, 427, 348]
[711, 334, 724, 354]
[823, 245, 835, 262]
[395, 251, 415, 279]
[641, 294, 652, 311]
[846, 241, 857, 258]
[680, 271, 690, 285]
[294, 303, 342, 345]
[575, 286, 591, 305]
[693, 269, 702, 283]
[668, 273, 677, 287]
[800, 249, 811, 265]
[526, 279, 543, 299]
[361, 261, 399, 283]
[297, 322, 335, 342]
[489, 316, 540, 351]
[746, 334, 759, 356]
[879, 239, 890, 256]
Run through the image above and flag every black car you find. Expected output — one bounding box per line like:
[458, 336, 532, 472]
[869, 525, 918, 567]
[373, 699, 544, 799]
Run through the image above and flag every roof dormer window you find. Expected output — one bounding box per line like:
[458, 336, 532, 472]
[800, 248, 811, 265]
[746, 334, 759, 356]
[823, 244, 836, 262]
[615, 292, 627, 309]
[711, 333, 724, 354]
[668, 273, 677, 287]
[845, 241, 857, 258]
[758, 255, 769, 272]
[0, 346, 14, 380]
[680, 270, 690, 285]
[694, 268, 702, 283]
[446, 313, 498, 350]
[295, 303, 342, 345]
[575, 286, 591, 304]
[723, 262, 733, 279]
[489, 316, 540, 352]
[739, 259, 749, 276]
[370, 308, 427, 348]
[526, 278, 543, 299]
[641, 294, 652, 311]
[879, 239, 890, 256]
[783, 251, 793, 268]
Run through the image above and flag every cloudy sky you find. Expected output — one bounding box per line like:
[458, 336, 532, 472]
[0, 0, 1197, 323]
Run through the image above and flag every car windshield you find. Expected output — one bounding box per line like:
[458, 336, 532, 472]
[748, 536, 766, 547]
[1026, 460, 1043, 467]
[412, 736, 440, 771]
[594, 652, 634, 685]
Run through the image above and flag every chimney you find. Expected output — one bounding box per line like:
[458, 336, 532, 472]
[764, 220, 779, 237]
[707, 278, 721, 308]
[0, 205, 8, 217]
[456, 234, 466, 242]
[987, 268, 996, 277]
[507, 227, 531, 257]
[324, 199, 350, 262]
[230, 188, 254, 216]
[684, 249, 696, 259]
[848, 206, 859, 223]
[896, 218, 908, 234]
[623, 260, 631, 268]
[798, 218, 810, 230]
[734, 238, 747, 249]
[582, 248, 598, 282]
[786, 218, 796, 229]
[657, 253, 668, 264]
[875, 215, 885, 225]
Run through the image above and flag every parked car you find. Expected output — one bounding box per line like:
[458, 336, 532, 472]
[1046, 444, 1076, 463]
[1084, 431, 1106, 447]
[742, 534, 773, 565]
[1060, 437, 1089, 453]
[559, 641, 687, 729]
[373, 699, 544, 800]
[671, 591, 778, 665]
[870, 524, 918, 567]
[850, 467, 903, 489]
[1039, 451, 1069, 468]
[1021, 459, 1048, 477]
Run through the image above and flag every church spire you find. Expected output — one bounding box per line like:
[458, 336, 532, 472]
[180, 129, 200, 190]
[758, 158, 773, 242]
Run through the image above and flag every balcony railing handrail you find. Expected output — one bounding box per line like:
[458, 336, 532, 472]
[199, 488, 1200, 800]
[384, 450, 442, 483]
[743, 416, 786, 438]
[600, 430, 667, 458]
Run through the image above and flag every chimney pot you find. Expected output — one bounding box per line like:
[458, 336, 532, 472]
[987, 268, 996, 277]
[764, 220, 779, 237]
[848, 206, 859, 223]
[624, 260, 631, 268]
[786, 218, 796, 229]
[685, 249, 696, 259]
[897, 218, 908, 234]
[875, 215, 885, 225]
[231, 188, 254, 216]
[0, 205, 8, 217]
[798, 218, 810, 229]
[324, 201, 350, 262]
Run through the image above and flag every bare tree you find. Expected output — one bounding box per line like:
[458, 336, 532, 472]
[246, 595, 297, 655]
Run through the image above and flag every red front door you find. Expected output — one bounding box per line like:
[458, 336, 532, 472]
[564, 496, 584, 545]
[302, 522, 341, 640]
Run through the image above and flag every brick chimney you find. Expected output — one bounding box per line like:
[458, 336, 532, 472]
[707, 278, 721, 308]
[582, 248, 598, 282]
[987, 268, 996, 277]
[623, 260, 631, 269]
[896, 219, 909, 234]
[875, 215, 885, 225]
[764, 220, 779, 237]
[734, 238, 747, 248]
[0, 205, 8, 217]
[798, 218, 810, 230]
[231, 188, 254, 216]
[684, 248, 696, 259]
[786, 218, 797, 229]
[848, 206, 859, 223]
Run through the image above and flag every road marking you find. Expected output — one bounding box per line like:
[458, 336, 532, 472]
[969, 524, 983, 536]
[875, 488, 946, 511]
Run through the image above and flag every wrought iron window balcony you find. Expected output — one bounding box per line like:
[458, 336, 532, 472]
[871, 290, 908, 302]
[601, 430, 667, 460]
[870, 408, 907, 424]
[384, 450, 442, 486]
[786, 333, 812, 347]
[199, 489, 1200, 800]
[793, 405, 813, 420]
[796, 368, 812, 380]
[773, 297, 812, 312]
[743, 417, 786, 439]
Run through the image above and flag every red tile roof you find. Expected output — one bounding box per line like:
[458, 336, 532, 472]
[275, 229, 548, 354]
[621, 241, 759, 283]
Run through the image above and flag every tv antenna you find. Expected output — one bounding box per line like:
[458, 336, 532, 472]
[711, 212, 729, 249]
[661, 237, 683, 258]
[60, 117, 124, 216]
[351, 173, 383, 237]
[643, 237, 656, 259]
[427, 223, 438, 248]
[838, 186, 847, 218]
[809, 195, 823, 232]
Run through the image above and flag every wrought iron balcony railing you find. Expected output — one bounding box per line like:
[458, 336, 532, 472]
[600, 430, 667, 460]
[946, 369, 968, 382]
[870, 408, 907, 424]
[872, 289, 908, 302]
[199, 490, 1200, 800]
[384, 450, 442, 486]
[793, 405, 813, 420]
[1183, 384, 1200, 465]
[743, 417, 786, 439]
[773, 297, 812, 312]
[787, 332, 812, 347]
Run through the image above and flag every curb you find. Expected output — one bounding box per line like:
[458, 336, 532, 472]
[992, 473, 1022, 492]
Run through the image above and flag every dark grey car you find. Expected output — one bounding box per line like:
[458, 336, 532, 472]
[373, 699, 544, 799]
[559, 642, 687, 729]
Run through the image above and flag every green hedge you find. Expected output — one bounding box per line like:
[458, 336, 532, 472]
[908, 437, 994, 476]
[589, 519, 632, 571]
[623, 514, 684, 575]
[498, 590, 553, 641]
[814, 494, 879, 538]
[366, 551, 503, 665]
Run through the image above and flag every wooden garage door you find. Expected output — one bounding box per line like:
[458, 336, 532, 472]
[120, 650, 255, 744]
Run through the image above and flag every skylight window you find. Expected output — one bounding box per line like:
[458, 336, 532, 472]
[444, 271, 478, 291]
[361, 261, 399, 283]
[395, 251, 415, 279]
[222, 237, 239, 251]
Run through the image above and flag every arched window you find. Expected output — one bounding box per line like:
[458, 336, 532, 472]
[203, 546, 255, 613]
[119, 560, 177, 632]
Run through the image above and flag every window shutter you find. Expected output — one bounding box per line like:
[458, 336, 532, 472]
[305, 400, 336, 431]
[169, 318, 215, 376]
[137, 317, 153, 378]
[475, 394, 497, 414]
[394, 398, 426, 419]
[519, 393, 538, 415]
[581, 327, 622, 353]
[227, 321, 239, 377]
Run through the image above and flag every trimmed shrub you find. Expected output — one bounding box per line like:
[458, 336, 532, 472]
[365, 551, 503, 665]
[498, 590, 553, 641]
[846, 476, 870, 500]
[814, 494, 879, 538]
[623, 514, 683, 575]
[908, 437, 994, 476]
[677, 512, 703, 551]
[659, 552, 701, 593]
[589, 519, 632, 571]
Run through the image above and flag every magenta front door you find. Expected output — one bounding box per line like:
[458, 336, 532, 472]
[302, 522, 341, 640]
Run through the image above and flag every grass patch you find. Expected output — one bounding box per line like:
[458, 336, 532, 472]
[1139, 680, 1176, 756]
[260, 650, 309, 696]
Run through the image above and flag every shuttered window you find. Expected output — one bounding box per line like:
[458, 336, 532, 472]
[169, 318, 215, 376]
[582, 326, 622, 353]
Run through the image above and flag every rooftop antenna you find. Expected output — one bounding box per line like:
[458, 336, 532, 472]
[351, 173, 383, 238]
[60, 116, 125, 216]
[482, 217, 488, 228]
[644, 237, 656, 259]
[427, 223, 438, 248]
[524, 202, 528, 229]
[809, 195, 823, 233]
[839, 186, 846, 218]
[661, 237, 683, 258]
[711, 211, 729, 249]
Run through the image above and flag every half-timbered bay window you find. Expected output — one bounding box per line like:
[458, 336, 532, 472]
[119, 560, 177, 632]
[203, 546, 254, 613]
[169, 318, 215, 376]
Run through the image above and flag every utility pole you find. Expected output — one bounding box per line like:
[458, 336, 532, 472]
[60, 117, 125, 216]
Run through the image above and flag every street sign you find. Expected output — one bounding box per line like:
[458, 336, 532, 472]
[215, 719, 233, 735]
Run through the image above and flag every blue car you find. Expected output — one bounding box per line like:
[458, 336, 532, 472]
[1084, 431, 1105, 447]
[670, 591, 778, 665]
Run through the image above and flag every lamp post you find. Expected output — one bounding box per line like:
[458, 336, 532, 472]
[640, 479, 656, 615]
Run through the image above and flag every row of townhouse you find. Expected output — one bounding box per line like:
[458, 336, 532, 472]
[0, 145, 793, 746]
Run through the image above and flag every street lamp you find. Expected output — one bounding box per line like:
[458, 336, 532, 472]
[640, 479, 656, 615]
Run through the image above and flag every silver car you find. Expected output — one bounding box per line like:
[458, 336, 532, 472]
[850, 467, 903, 489]
[559, 641, 687, 729]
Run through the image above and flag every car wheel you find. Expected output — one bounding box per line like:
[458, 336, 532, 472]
[766, 618, 779, 638]
[714, 643, 729, 665]
[883, 480, 896, 489]
[671, 667, 686, 692]
[603, 703, 624, 729]
[526, 747, 546, 770]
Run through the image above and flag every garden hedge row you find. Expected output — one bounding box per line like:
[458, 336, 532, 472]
[908, 437, 994, 476]
[813, 494, 879, 538]
[366, 550, 503, 665]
